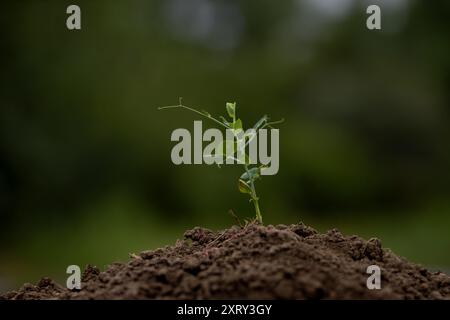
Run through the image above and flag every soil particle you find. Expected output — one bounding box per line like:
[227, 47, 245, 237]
[1, 223, 449, 300]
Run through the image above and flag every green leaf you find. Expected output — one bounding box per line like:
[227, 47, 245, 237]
[240, 167, 260, 182]
[226, 102, 236, 120]
[233, 118, 243, 131]
[238, 179, 252, 194]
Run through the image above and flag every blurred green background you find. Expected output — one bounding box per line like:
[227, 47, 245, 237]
[1, 0, 449, 291]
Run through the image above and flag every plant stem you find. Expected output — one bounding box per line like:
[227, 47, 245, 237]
[244, 164, 262, 223]
[252, 196, 262, 224]
[158, 104, 229, 129]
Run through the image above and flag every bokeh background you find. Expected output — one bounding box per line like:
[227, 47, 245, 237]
[1, 0, 449, 291]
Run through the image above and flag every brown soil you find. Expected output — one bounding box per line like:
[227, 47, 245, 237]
[1, 223, 449, 300]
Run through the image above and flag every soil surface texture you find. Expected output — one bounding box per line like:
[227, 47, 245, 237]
[2, 223, 449, 299]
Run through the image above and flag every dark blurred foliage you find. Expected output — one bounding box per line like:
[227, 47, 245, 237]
[0, 0, 449, 289]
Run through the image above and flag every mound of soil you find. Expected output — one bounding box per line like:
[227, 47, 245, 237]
[2, 223, 449, 300]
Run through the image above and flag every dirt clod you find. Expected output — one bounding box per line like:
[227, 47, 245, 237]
[1, 223, 449, 300]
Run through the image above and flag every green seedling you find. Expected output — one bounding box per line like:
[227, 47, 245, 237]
[159, 98, 284, 223]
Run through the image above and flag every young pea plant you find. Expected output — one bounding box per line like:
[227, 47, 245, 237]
[158, 98, 284, 223]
